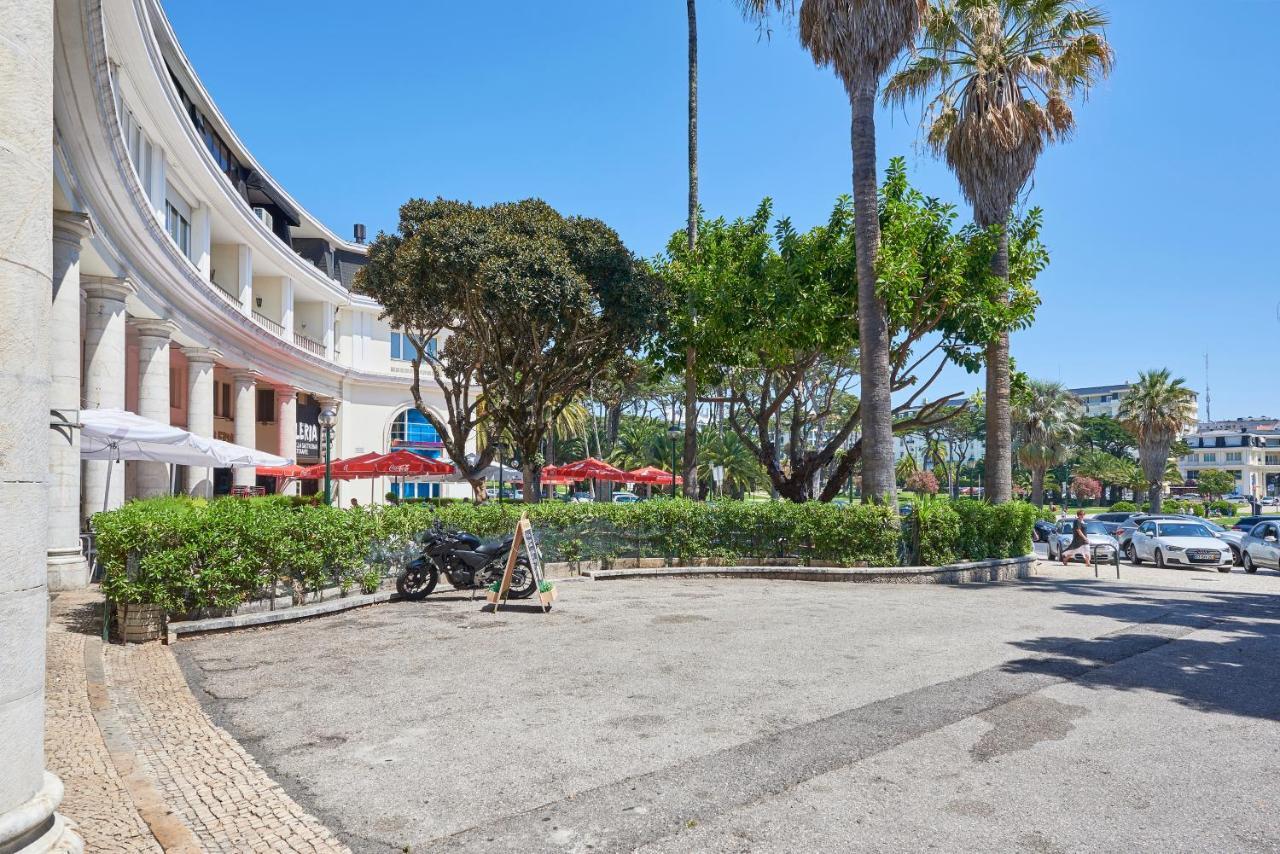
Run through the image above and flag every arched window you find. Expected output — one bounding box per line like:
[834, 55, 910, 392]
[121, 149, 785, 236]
[389, 408, 443, 500]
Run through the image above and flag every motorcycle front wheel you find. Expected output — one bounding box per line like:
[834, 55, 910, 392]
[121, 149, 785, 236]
[506, 555, 537, 599]
[396, 561, 439, 601]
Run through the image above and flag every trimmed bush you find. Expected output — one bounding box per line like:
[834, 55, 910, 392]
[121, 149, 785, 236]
[94, 495, 1033, 613]
[1109, 501, 1137, 512]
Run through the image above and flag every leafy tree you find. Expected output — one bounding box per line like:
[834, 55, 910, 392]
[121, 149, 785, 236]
[697, 426, 767, 499]
[655, 162, 1040, 502]
[609, 417, 671, 472]
[1073, 447, 1136, 504]
[1079, 415, 1136, 458]
[1070, 475, 1102, 504]
[358, 198, 664, 502]
[886, 0, 1113, 504]
[1015, 380, 1082, 507]
[740, 0, 925, 505]
[1118, 369, 1199, 512]
[1196, 469, 1234, 503]
[906, 470, 940, 495]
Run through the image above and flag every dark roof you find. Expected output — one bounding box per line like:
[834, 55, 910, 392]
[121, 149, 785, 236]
[1069, 384, 1129, 396]
[334, 249, 367, 291]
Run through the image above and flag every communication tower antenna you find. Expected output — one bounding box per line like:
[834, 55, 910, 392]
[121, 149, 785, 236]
[1204, 352, 1211, 423]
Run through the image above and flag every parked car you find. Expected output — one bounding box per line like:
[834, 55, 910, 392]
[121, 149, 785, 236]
[1239, 519, 1280, 573]
[612, 491, 640, 504]
[1262, 496, 1279, 507]
[1113, 513, 1185, 551]
[570, 491, 594, 503]
[1125, 519, 1233, 571]
[1046, 519, 1119, 563]
[1032, 519, 1057, 543]
[1231, 515, 1275, 533]
[1195, 518, 1244, 564]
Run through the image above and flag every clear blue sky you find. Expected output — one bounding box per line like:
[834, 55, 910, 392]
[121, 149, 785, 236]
[166, 1, 1280, 421]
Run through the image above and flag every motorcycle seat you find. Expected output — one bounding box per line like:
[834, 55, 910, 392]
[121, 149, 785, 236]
[476, 537, 513, 556]
[453, 532, 481, 549]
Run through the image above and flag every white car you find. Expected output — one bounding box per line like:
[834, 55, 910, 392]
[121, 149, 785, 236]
[1046, 519, 1118, 563]
[612, 491, 640, 504]
[1125, 519, 1233, 571]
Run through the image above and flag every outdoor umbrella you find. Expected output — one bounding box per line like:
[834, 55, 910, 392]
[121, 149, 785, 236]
[627, 465, 683, 486]
[544, 457, 631, 483]
[369, 449, 455, 477]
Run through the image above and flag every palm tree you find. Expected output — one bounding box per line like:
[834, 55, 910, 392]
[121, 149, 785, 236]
[885, 0, 1113, 504]
[682, 0, 701, 500]
[739, 0, 923, 506]
[1118, 369, 1198, 513]
[609, 417, 669, 471]
[1015, 380, 1082, 507]
[698, 426, 766, 498]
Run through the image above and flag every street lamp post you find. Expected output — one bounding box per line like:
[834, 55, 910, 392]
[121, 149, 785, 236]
[667, 424, 682, 499]
[318, 405, 337, 505]
[493, 441, 508, 504]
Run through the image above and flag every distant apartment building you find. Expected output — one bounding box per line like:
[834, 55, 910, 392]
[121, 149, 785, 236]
[1069, 384, 1131, 418]
[1178, 418, 1280, 498]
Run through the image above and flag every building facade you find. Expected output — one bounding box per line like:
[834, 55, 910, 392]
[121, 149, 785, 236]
[1069, 384, 1131, 418]
[1177, 418, 1280, 498]
[45, 0, 470, 589]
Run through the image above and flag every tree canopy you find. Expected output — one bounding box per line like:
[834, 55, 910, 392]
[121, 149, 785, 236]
[357, 198, 666, 500]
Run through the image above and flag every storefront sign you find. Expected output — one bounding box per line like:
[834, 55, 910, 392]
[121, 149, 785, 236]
[296, 398, 321, 462]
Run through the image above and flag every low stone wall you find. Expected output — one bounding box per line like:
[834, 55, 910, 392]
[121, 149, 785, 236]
[586, 555, 1035, 584]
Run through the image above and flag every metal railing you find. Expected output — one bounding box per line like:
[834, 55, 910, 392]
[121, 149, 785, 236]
[293, 331, 326, 357]
[251, 309, 284, 336]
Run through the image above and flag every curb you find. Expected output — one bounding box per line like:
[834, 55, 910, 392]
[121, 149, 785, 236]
[167, 589, 403, 643]
[585, 555, 1034, 584]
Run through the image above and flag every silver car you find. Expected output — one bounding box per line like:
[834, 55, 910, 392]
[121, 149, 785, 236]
[1126, 519, 1233, 571]
[1047, 519, 1118, 563]
[1239, 520, 1280, 574]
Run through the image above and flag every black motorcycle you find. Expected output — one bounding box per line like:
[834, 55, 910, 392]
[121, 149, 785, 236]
[396, 521, 537, 601]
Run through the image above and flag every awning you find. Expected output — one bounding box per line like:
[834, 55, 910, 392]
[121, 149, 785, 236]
[80, 408, 290, 468]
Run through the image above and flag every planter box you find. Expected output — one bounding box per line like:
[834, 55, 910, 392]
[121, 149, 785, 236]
[537, 587, 558, 607]
[485, 589, 501, 604]
[118, 603, 165, 644]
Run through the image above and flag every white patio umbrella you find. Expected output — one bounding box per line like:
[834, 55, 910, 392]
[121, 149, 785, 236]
[80, 408, 291, 511]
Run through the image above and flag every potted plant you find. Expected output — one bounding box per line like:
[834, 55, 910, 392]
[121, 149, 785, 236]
[537, 579, 557, 607]
[485, 580, 503, 604]
[360, 569, 381, 595]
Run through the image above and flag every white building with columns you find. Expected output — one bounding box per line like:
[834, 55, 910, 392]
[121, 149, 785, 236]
[43, 0, 470, 591]
[4, 1, 469, 848]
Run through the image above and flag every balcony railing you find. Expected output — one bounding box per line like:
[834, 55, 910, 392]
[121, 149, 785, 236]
[251, 309, 284, 337]
[293, 331, 325, 357]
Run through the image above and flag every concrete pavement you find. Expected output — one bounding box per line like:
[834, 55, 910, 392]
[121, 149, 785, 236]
[174, 564, 1280, 853]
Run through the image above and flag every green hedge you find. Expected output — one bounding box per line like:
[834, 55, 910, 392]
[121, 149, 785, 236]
[95, 495, 1034, 612]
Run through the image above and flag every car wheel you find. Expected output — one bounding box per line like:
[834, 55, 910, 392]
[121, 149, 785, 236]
[1230, 545, 1241, 566]
[1155, 548, 1165, 568]
[1126, 543, 1141, 565]
[1243, 552, 1258, 574]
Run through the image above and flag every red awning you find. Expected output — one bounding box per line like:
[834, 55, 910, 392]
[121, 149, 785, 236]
[544, 457, 632, 483]
[627, 465, 683, 486]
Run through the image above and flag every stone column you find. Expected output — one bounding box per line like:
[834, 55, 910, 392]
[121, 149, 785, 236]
[183, 348, 220, 497]
[47, 211, 93, 590]
[131, 319, 176, 498]
[232, 369, 259, 488]
[0, 0, 81, 849]
[81, 277, 135, 521]
[276, 386, 298, 494]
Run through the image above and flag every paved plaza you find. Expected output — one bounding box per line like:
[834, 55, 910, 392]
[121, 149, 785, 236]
[154, 560, 1280, 853]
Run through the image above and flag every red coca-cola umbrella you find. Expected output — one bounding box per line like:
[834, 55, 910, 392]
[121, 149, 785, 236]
[544, 457, 632, 483]
[256, 463, 315, 479]
[627, 465, 682, 486]
[368, 449, 454, 477]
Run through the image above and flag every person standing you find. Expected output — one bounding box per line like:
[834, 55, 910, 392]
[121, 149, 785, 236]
[1060, 509, 1093, 567]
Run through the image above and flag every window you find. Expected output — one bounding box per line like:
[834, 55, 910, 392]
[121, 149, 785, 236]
[390, 481, 440, 500]
[165, 200, 190, 257]
[256, 388, 276, 423]
[390, 408, 441, 446]
[1226, 452, 1243, 463]
[1203, 453, 1216, 463]
[391, 332, 429, 362]
[1266, 454, 1280, 466]
[169, 365, 183, 410]
[213, 381, 233, 419]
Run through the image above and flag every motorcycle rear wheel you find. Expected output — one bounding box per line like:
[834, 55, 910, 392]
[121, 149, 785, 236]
[396, 561, 439, 600]
[507, 555, 538, 600]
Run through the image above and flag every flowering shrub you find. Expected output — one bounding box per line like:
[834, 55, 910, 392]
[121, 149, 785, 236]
[1071, 476, 1102, 502]
[905, 470, 940, 495]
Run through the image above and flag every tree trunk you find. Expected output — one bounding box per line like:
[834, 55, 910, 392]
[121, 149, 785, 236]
[983, 226, 1012, 504]
[1149, 482, 1162, 513]
[522, 463, 542, 504]
[849, 74, 895, 507]
[1031, 467, 1045, 508]
[682, 0, 700, 500]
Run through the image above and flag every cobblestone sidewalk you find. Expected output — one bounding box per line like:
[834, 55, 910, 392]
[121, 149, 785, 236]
[46, 590, 350, 853]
